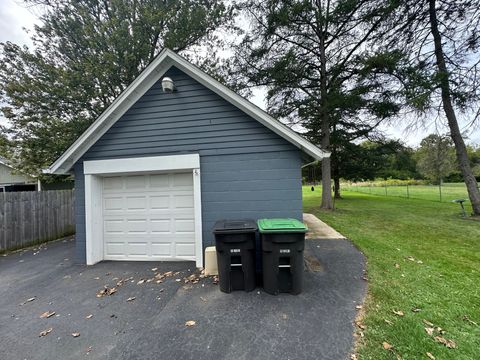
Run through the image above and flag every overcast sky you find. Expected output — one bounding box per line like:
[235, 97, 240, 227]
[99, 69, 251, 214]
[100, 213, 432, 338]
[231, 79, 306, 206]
[1, 0, 479, 146]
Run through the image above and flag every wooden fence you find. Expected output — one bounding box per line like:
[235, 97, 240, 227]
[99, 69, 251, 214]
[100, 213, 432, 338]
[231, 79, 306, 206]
[0, 190, 75, 252]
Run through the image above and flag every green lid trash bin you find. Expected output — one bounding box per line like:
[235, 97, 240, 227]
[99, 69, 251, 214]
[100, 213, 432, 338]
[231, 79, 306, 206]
[258, 218, 308, 295]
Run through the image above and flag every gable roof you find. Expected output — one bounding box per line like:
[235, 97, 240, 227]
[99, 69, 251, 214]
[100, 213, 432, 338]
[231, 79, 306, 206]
[0, 156, 14, 170]
[44, 48, 329, 174]
[0, 156, 36, 180]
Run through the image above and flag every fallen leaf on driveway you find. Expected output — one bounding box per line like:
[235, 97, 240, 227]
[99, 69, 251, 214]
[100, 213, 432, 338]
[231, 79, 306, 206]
[96, 286, 117, 297]
[434, 336, 456, 348]
[39, 328, 53, 337]
[40, 311, 56, 319]
[426, 352, 435, 359]
[137, 279, 145, 285]
[72, 332, 80, 337]
[185, 320, 196, 327]
[126, 297, 136, 302]
[164, 271, 173, 277]
[382, 342, 393, 350]
[85, 314, 93, 319]
[213, 276, 219, 285]
[20, 297, 36, 305]
[86, 346, 92, 354]
[355, 305, 363, 310]
[116, 278, 130, 287]
[393, 310, 404, 317]
[350, 355, 358, 360]
[184, 274, 200, 284]
[151, 268, 158, 272]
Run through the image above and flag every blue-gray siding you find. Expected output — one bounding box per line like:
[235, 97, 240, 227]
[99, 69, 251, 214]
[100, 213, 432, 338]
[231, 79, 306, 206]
[74, 66, 303, 263]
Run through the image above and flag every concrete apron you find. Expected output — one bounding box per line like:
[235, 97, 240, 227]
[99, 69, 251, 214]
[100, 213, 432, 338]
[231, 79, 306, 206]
[303, 213, 346, 240]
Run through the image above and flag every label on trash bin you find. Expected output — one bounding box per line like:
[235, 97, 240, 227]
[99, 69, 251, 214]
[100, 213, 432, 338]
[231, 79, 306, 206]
[230, 249, 241, 253]
[280, 249, 290, 254]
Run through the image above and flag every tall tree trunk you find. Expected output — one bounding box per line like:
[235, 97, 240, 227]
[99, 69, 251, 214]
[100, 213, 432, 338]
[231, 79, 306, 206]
[320, 120, 333, 208]
[331, 144, 341, 199]
[333, 176, 341, 199]
[318, 5, 333, 209]
[429, 0, 480, 215]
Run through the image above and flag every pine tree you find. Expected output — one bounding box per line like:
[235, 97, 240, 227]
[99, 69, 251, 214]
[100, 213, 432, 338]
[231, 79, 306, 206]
[230, 0, 410, 209]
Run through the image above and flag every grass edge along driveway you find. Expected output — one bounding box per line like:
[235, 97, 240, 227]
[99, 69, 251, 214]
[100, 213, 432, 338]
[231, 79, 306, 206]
[303, 187, 480, 360]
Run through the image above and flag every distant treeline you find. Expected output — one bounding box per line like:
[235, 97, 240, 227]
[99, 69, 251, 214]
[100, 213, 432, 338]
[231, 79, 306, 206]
[303, 135, 480, 187]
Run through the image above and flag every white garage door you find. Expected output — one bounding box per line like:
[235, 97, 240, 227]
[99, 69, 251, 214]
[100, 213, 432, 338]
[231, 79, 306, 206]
[102, 172, 195, 261]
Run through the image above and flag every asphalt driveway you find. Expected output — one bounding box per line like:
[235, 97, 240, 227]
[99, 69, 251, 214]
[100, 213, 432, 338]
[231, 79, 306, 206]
[0, 237, 366, 360]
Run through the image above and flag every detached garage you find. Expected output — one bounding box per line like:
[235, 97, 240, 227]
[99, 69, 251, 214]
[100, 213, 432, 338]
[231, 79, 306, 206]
[44, 49, 328, 266]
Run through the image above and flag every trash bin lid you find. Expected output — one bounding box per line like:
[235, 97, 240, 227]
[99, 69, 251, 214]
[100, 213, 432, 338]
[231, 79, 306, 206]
[212, 219, 258, 234]
[257, 218, 308, 233]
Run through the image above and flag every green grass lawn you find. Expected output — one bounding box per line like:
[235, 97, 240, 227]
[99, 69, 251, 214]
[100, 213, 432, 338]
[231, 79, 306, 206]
[343, 182, 471, 203]
[303, 187, 480, 359]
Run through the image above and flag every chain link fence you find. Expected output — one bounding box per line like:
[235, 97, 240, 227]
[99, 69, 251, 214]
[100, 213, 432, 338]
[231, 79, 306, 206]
[342, 182, 470, 203]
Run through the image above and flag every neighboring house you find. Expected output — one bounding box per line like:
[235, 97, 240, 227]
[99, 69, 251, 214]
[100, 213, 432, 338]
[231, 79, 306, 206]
[0, 156, 38, 192]
[44, 49, 329, 266]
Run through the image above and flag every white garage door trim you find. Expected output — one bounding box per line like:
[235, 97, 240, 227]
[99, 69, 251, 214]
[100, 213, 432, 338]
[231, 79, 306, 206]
[84, 154, 202, 267]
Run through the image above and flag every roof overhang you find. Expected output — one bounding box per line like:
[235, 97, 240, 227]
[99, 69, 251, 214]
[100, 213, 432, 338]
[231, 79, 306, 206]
[44, 48, 329, 175]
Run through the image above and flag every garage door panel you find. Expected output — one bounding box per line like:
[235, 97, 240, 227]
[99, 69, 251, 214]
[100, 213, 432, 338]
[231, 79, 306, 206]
[126, 219, 148, 234]
[102, 172, 196, 261]
[103, 177, 124, 190]
[127, 242, 148, 255]
[150, 219, 171, 233]
[175, 219, 195, 233]
[175, 243, 195, 257]
[126, 196, 147, 210]
[173, 172, 194, 186]
[125, 175, 146, 189]
[174, 194, 194, 209]
[149, 174, 170, 188]
[151, 242, 173, 256]
[150, 195, 170, 209]
[104, 219, 124, 234]
[105, 242, 125, 256]
[104, 197, 123, 211]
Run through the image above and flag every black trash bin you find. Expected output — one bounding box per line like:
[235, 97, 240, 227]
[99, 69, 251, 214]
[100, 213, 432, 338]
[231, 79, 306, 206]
[213, 219, 257, 293]
[258, 218, 308, 295]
